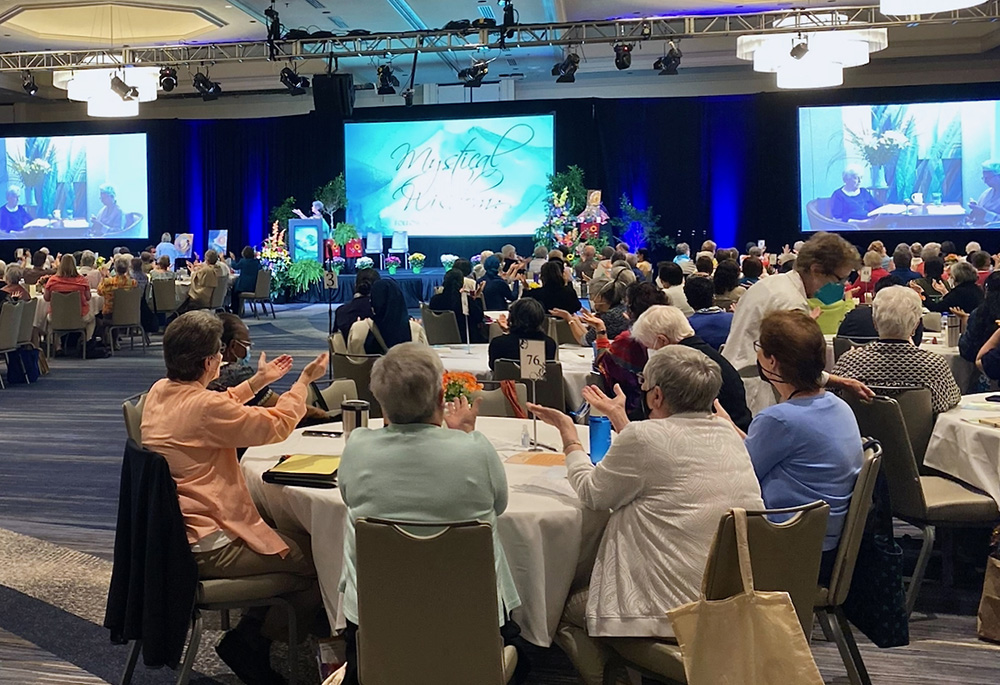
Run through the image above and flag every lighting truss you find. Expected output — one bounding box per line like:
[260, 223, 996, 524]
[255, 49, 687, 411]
[0, 3, 997, 72]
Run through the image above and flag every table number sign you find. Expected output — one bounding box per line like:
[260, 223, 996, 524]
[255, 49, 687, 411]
[519, 339, 546, 381]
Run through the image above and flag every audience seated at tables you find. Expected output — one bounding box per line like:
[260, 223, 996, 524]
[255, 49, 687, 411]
[97, 258, 137, 316]
[337, 343, 524, 685]
[481, 255, 517, 311]
[141, 311, 327, 685]
[713, 260, 744, 310]
[176, 250, 224, 314]
[552, 271, 630, 348]
[574, 245, 599, 282]
[838, 275, 922, 345]
[631, 304, 752, 432]
[833, 286, 961, 413]
[335, 268, 378, 342]
[849, 250, 890, 302]
[739, 255, 763, 287]
[924, 261, 984, 314]
[655, 261, 694, 316]
[348, 279, 427, 355]
[970, 250, 993, 287]
[684, 275, 732, 351]
[24, 250, 54, 285]
[592, 246, 615, 281]
[129, 257, 148, 291]
[429, 267, 487, 344]
[716, 310, 863, 584]
[229, 246, 263, 315]
[150, 255, 175, 281]
[44, 254, 96, 342]
[77, 251, 104, 290]
[889, 246, 922, 284]
[528, 346, 764, 685]
[672, 242, 697, 276]
[958, 271, 1000, 364]
[487, 297, 556, 372]
[2, 265, 29, 301]
[911, 256, 949, 304]
[525, 260, 582, 315]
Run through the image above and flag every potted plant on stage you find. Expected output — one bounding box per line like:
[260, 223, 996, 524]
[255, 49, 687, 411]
[441, 253, 459, 271]
[385, 255, 402, 275]
[410, 253, 426, 274]
[356, 256, 375, 271]
[334, 222, 362, 259]
[287, 258, 325, 299]
[329, 256, 346, 274]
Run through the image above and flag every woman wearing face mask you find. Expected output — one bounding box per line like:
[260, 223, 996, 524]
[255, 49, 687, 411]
[721, 231, 872, 414]
[715, 309, 864, 585]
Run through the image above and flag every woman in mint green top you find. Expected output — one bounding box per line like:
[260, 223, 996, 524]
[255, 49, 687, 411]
[337, 342, 521, 685]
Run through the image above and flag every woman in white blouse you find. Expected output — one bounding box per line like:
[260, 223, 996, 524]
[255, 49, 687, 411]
[529, 345, 764, 685]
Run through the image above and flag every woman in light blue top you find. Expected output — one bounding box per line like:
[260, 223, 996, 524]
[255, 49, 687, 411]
[337, 342, 521, 685]
[716, 309, 863, 585]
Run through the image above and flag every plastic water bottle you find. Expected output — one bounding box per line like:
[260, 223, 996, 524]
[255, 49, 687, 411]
[588, 415, 612, 464]
[521, 425, 531, 450]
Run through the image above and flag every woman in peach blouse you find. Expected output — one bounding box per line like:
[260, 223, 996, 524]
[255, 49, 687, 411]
[43, 254, 95, 342]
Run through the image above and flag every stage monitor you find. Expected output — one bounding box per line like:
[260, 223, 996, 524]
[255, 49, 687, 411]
[798, 100, 1000, 232]
[0, 133, 148, 240]
[344, 114, 554, 237]
[288, 218, 323, 262]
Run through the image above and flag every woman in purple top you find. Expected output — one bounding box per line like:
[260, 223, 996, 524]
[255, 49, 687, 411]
[830, 167, 880, 221]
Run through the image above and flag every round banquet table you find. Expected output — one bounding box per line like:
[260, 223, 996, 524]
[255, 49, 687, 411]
[924, 393, 1000, 504]
[823, 334, 979, 392]
[433, 343, 598, 409]
[32, 292, 105, 329]
[240, 417, 609, 648]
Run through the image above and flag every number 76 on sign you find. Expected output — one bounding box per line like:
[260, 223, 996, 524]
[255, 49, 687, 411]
[519, 339, 546, 381]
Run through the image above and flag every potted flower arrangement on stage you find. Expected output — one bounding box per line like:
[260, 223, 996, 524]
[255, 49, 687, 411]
[334, 222, 362, 258]
[261, 221, 292, 299]
[329, 256, 346, 274]
[385, 255, 402, 275]
[441, 254, 459, 270]
[410, 253, 426, 274]
[356, 256, 375, 271]
[443, 371, 483, 402]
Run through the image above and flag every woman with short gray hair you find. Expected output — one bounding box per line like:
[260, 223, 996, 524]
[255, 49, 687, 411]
[528, 345, 764, 685]
[336, 342, 523, 685]
[924, 259, 984, 314]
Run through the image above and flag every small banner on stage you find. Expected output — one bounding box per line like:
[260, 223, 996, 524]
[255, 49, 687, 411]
[324, 271, 339, 290]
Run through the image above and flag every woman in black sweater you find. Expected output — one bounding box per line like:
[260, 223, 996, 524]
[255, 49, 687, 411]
[488, 298, 557, 371]
[524, 260, 581, 314]
[924, 261, 984, 315]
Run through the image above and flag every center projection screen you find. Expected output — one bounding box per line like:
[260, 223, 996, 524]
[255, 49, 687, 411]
[0, 133, 148, 240]
[799, 100, 1000, 232]
[344, 114, 554, 237]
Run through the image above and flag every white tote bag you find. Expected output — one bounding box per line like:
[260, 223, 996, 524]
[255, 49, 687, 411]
[667, 508, 824, 685]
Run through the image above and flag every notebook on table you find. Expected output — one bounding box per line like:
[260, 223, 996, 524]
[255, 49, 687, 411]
[262, 454, 341, 488]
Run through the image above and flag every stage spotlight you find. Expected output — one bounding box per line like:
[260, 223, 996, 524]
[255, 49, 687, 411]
[110, 74, 140, 101]
[499, 0, 516, 42]
[790, 37, 809, 60]
[653, 42, 682, 75]
[458, 60, 489, 87]
[21, 72, 37, 96]
[279, 66, 310, 95]
[376, 64, 399, 95]
[551, 53, 580, 83]
[614, 43, 632, 71]
[158, 67, 177, 92]
[193, 72, 222, 101]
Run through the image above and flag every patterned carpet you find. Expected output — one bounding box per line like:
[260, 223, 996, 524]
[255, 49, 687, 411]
[1, 304, 998, 684]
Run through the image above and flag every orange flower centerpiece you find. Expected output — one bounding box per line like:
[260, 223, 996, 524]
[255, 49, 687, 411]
[442, 371, 483, 402]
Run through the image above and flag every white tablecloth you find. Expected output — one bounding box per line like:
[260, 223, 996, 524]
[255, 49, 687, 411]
[241, 417, 607, 647]
[434, 344, 597, 409]
[32, 292, 105, 329]
[924, 393, 1000, 503]
[824, 334, 979, 392]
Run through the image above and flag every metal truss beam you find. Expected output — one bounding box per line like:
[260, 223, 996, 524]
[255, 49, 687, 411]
[0, 3, 997, 72]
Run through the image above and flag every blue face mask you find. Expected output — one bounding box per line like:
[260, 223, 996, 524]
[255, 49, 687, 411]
[814, 281, 845, 305]
[234, 340, 252, 366]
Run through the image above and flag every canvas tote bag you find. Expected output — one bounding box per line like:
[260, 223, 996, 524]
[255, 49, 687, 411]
[978, 556, 1000, 643]
[667, 508, 824, 685]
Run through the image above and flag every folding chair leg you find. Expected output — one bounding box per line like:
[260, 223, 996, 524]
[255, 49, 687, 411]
[285, 599, 298, 685]
[269, 300, 276, 319]
[906, 524, 936, 617]
[823, 607, 871, 685]
[120, 639, 142, 685]
[176, 611, 203, 685]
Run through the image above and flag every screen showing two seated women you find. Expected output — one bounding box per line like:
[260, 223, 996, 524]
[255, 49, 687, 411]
[0, 133, 148, 240]
[799, 101, 1000, 232]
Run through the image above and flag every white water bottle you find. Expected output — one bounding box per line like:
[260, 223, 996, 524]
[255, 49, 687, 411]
[521, 425, 531, 449]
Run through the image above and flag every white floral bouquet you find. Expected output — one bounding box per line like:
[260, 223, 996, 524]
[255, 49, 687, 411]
[440, 254, 459, 270]
[851, 130, 911, 168]
[356, 256, 375, 270]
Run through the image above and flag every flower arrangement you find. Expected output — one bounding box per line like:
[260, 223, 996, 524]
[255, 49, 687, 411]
[470, 254, 482, 265]
[440, 253, 459, 270]
[442, 371, 483, 402]
[260, 221, 292, 295]
[329, 256, 346, 273]
[8, 156, 51, 188]
[385, 255, 402, 268]
[850, 130, 911, 168]
[356, 256, 374, 270]
[410, 253, 426, 268]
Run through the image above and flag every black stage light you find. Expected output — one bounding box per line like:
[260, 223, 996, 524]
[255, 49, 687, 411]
[21, 72, 37, 96]
[280, 66, 310, 95]
[551, 53, 580, 83]
[458, 60, 489, 87]
[193, 72, 222, 101]
[790, 38, 809, 60]
[499, 0, 516, 40]
[110, 74, 140, 101]
[653, 41, 682, 75]
[614, 43, 632, 71]
[376, 64, 399, 95]
[159, 67, 177, 92]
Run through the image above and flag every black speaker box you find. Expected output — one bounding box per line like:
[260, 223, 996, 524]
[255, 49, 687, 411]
[312, 73, 355, 117]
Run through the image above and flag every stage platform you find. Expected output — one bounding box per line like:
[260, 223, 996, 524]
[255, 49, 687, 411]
[304, 267, 445, 308]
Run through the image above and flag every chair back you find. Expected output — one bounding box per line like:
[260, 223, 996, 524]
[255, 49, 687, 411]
[0, 301, 22, 350]
[702, 501, 830, 636]
[822, 442, 882, 608]
[332, 353, 382, 418]
[842, 393, 927, 521]
[493, 359, 566, 411]
[355, 518, 507, 685]
[17, 297, 37, 347]
[833, 336, 872, 362]
[209, 279, 228, 310]
[121, 393, 147, 444]
[111, 286, 143, 326]
[328, 332, 348, 356]
[253, 269, 271, 299]
[308, 379, 359, 413]
[151, 279, 177, 313]
[50, 291, 85, 330]
[365, 231, 383, 255]
[864, 386, 934, 471]
[922, 312, 942, 332]
[389, 231, 409, 252]
[546, 317, 577, 346]
[421, 304, 463, 345]
[473, 383, 527, 417]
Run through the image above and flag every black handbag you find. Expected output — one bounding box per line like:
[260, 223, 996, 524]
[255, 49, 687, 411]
[842, 470, 910, 648]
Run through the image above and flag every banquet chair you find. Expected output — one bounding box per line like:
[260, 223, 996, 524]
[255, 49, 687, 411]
[332, 353, 382, 418]
[365, 231, 384, 269]
[387, 231, 409, 268]
[473, 381, 528, 418]
[206, 279, 228, 313]
[833, 336, 872, 362]
[121, 393, 147, 445]
[355, 518, 518, 685]
[863, 386, 934, 472]
[108, 287, 148, 356]
[494, 359, 566, 411]
[17, 297, 38, 351]
[420, 304, 463, 345]
[814, 441, 882, 685]
[547, 317, 578, 346]
[151, 279, 178, 317]
[307, 379, 358, 419]
[842, 393, 1000, 617]
[241, 270, 276, 319]
[599, 501, 830, 685]
[110, 440, 305, 685]
[922, 312, 942, 332]
[48, 291, 88, 359]
[0, 301, 25, 389]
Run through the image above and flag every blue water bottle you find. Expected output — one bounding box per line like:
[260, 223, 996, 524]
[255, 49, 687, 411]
[588, 415, 612, 464]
